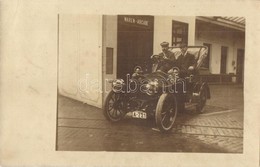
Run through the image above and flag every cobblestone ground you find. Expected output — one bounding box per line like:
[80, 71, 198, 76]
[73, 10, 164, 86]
[56, 85, 243, 153]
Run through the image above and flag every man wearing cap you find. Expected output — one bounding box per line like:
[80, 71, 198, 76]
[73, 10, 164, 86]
[151, 42, 175, 72]
[175, 43, 196, 77]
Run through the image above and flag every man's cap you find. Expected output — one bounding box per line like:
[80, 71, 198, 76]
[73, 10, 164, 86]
[179, 43, 188, 48]
[160, 42, 169, 47]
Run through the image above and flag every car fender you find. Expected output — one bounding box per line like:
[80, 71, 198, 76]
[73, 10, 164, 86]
[193, 82, 210, 99]
[200, 82, 210, 99]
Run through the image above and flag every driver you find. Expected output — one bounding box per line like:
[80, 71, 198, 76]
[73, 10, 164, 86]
[151, 42, 175, 73]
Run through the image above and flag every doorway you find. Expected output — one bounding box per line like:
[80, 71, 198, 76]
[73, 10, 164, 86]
[117, 15, 154, 79]
[220, 46, 228, 74]
[236, 49, 244, 83]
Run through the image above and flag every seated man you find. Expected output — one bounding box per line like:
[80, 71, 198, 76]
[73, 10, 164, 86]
[151, 42, 176, 73]
[175, 43, 196, 78]
[173, 43, 197, 112]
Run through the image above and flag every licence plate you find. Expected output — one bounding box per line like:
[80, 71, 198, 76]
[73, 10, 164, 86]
[132, 111, 147, 119]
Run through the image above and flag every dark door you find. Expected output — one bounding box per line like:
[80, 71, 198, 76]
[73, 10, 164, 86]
[220, 46, 228, 74]
[117, 15, 154, 79]
[236, 49, 244, 83]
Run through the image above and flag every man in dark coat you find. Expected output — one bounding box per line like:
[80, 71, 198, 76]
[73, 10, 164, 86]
[174, 43, 197, 112]
[175, 43, 196, 77]
[151, 42, 175, 73]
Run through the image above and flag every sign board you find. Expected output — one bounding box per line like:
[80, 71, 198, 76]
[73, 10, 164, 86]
[118, 15, 154, 30]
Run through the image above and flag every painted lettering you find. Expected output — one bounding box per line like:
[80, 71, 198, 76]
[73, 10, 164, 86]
[137, 19, 148, 26]
[124, 17, 135, 23]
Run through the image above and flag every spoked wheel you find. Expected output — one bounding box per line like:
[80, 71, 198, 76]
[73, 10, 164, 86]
[196, 87, 207, 113]
[103, 91, 125, 122]
[155, 94, 178, 132]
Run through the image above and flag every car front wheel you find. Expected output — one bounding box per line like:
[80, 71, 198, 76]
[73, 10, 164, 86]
[155, 94, 178, 132]
[103, 91, 125, 122]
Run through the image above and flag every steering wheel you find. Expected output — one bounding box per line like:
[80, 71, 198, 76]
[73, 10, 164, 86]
[150, 70, 169, 79]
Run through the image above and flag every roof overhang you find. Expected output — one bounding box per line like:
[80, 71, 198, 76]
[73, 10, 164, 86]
[196, 16, 245, 32]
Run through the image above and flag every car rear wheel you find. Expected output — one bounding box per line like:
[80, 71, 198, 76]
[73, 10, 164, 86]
[155, 94, 177, 132]
[196, 87, 207, 113]
[103, 91, 125, 122]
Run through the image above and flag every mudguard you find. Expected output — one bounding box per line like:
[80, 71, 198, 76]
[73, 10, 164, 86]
[193, 82, 210, 99]
[201, 82, 210, 99]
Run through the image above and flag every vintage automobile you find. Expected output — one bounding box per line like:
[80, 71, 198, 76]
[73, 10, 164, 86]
[103, 46, 210, 132]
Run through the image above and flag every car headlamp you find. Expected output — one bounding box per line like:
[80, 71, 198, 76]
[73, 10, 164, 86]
[112, 79, 125, 92]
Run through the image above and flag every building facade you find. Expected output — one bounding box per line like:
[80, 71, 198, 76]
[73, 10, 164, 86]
[58, 15, 245, 108]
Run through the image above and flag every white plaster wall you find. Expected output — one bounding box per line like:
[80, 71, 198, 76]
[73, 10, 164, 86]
[59, 14, 103, 108]
[59, 15, 80, 96]
[195, 23, 245, 74]
[102, 15, 118, 99]
[153, 16, 196, 55]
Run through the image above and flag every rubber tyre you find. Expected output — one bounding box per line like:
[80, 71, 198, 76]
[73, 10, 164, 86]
[196, 87, 207, 114]
[103, 91, 125, 122]
[155, 94, 178, 132]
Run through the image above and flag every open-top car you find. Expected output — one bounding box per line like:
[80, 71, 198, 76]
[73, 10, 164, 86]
[103, 46, 210, 132]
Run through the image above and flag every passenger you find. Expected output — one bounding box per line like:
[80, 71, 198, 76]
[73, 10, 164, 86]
[175, 43, 196, 77]
[151, 42, 175, 73]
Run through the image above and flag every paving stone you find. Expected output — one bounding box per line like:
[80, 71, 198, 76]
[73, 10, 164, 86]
[57, 85, 244, 153]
